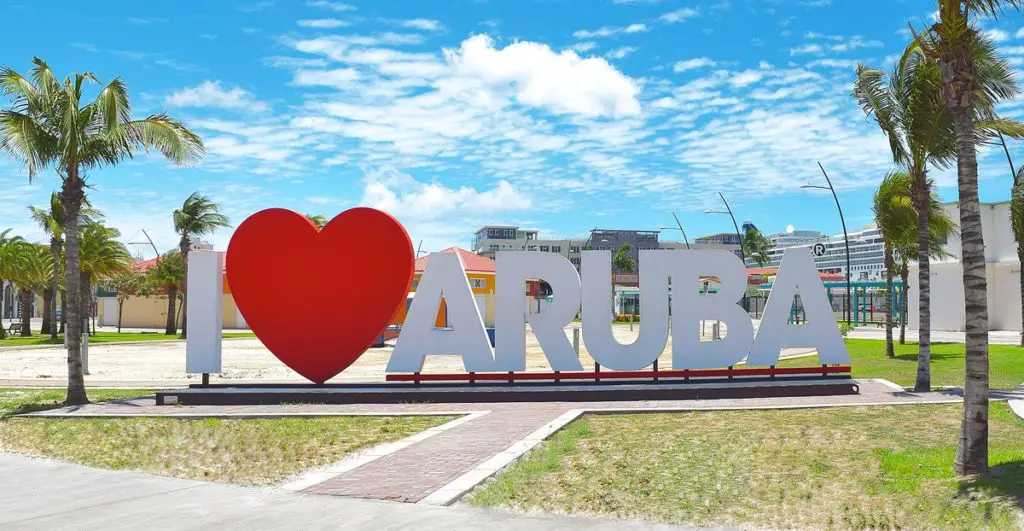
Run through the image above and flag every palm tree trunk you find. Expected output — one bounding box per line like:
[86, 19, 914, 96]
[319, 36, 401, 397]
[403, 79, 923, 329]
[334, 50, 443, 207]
[179, 237, 190, 340]
[60, 169, 88, 405]
[18, 288, 32, 337]
[165, 284, 178, 335]
[912, 168, 931, 393]
[59, 290, 66, 333]
[884, 243, 895, 358]
[40, 288, 51, 335]
[49, 238, 60, 340]
[942, 62, 989, 476]
[117, 299, 124, 334]
[0, 281, 5, 340]
[900, 264, 909, 345]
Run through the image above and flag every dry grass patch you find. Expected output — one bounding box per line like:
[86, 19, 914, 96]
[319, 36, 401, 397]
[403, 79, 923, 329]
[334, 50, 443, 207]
[0, 388, 452, 486]
[468, 404, 1024, 530]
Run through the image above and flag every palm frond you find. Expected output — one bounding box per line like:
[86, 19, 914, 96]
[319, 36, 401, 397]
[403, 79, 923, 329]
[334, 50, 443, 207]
[853, 65, 909, 165]
[116, 115, 205, 166]
[0, 110, 57, 180]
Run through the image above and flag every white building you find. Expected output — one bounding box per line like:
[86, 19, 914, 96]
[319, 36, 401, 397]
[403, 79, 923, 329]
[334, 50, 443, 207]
[908, 201, 1021, 332]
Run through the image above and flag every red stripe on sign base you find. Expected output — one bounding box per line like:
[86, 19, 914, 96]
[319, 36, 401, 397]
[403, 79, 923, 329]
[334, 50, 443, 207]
[385, 365, 852, 383]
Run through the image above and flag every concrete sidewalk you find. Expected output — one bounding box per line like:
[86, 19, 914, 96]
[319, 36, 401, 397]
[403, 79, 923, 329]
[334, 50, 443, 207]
[847, 327, 1023, 345]
[0, 454, 684, 530]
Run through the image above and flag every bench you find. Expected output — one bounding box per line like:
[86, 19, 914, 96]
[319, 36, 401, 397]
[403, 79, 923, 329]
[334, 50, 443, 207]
[6, 322, 22, 335]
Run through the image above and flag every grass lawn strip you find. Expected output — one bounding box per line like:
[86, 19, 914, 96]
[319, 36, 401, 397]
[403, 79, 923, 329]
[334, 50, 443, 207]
[468, 403, 1024, 530]
[0, 388, 452, 486]
[779, 338, 1024, 389]
[0, 331, 255, 347]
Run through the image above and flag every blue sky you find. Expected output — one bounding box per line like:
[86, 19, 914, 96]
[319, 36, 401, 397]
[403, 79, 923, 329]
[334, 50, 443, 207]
[4, 0, 1024, 257]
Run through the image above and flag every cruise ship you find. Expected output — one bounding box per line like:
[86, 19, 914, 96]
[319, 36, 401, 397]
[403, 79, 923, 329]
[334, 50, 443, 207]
[760, 225, 886, 282]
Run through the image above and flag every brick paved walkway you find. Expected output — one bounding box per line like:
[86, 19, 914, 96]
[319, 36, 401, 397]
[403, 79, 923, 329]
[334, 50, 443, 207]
[24, 379, 971, 504]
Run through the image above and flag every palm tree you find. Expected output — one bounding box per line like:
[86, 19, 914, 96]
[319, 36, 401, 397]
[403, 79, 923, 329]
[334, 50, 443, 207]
[742, 226, 773, 267]
[78, 223, 132, 336]
[873, 171, 915, 359]
[150, 251, 185, 335]
[0, 58, 203, 404]
[914, 5, 1024, 475]
[612, 243, 637, 274]
[10, 244, 53, 337]
[854, 43, 955, 393]
[173, 193, 230, 339]
[1012, 171, 1024, 346]
[0, 230, 27, 339]
[305, 213, 328, 228]
[28, 192, 98, 338]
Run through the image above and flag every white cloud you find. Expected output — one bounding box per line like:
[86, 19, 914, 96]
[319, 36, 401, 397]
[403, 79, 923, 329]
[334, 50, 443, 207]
[292, 68, 361, 88]
[360, 166, 531, 219]
[661, 8, 699, 23]
[790, 43, 823, 56]
[606, 46, 637, 59]
[986, 28, 1011, 42]
[571, 41, 597, 53]
[1016, 27, 1024, 39]
[445, 35, 641, 118]
[673, 57, 716, 72]
[306, 0, 356, 11]
[165, 81, 269, 112]
[297, 18, 350, 28]
[400, 19, 444, 31]
[573, 24, 649, 38]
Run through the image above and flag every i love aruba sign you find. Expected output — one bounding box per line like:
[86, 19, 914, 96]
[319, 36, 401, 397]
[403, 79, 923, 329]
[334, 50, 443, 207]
[220, 208, 850, 384]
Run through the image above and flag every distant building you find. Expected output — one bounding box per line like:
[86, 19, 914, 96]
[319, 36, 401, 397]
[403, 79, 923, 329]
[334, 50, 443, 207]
[761, 225, 886, 282]
[471, 225, 580, 266]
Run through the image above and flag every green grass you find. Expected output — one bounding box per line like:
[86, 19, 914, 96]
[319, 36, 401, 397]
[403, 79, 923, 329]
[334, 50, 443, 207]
[0, 387, 453, 486]
[468, 404, 1024, 530]
[0, 330, 255, 347]
[779, 339, 1024, 389]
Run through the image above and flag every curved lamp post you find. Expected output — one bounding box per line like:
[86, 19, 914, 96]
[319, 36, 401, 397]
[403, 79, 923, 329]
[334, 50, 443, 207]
[705, 192, 748, 312]
[800, 161, 852, 324]
[659, 211, 691, 249]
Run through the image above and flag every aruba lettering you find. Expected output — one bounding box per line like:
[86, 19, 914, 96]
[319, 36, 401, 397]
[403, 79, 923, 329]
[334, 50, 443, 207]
[387, 247, 850, 373]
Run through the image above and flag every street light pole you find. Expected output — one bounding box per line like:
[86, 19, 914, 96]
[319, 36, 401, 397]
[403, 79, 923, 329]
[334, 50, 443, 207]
[801, 162, 852, 323]
[670, 212, 691, 249]
[705, 192, 747, 312]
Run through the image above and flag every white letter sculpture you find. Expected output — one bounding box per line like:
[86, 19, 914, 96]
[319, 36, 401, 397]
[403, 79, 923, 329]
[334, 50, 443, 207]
[387, 252, 494, 373]
[494, 251, 583, 372]
[671, 250, 755, 369]
[746, 247, 850, 366]
[581, 250, 670, 371]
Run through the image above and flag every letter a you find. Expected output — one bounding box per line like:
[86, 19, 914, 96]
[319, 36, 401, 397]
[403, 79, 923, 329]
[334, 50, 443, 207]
[387, 252, 494, 373]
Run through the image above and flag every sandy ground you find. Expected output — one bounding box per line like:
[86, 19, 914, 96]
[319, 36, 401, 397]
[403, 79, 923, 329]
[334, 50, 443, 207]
[0, 322, 815, 385]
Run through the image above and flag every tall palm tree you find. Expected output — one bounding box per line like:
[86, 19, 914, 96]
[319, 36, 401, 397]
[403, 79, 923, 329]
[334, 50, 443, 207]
[173, 193, 230, 339]
[28, 192, 98, 338]
[1012, 171, 1024, 346]
[873, 171, 915, 359]
[0, 230, 27, 339]
[915, 5, 1024, 475]
[0, 58, 203, 404]
[78, 222, 132, 336]
[854, 43, 956, 393]
[854, 38, 1022, 394]
[150, 251, 185, 335]
[10, 244, 53, 338]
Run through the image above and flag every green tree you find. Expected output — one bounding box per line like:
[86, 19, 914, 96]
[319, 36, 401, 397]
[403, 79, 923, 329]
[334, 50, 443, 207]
[173, 192, 230, 339]
[28, 192, 98, 338]
[108, 267, 147, 333]
[78, 223, 132, 335]
[0, 230, 27, 340]
[915, 3, 1024, 475]
[612, 243, 637, 274]
[9, 244, 53, 337]
[873, 171, 915, 359]
[149, 251, 185, 335]
[305, 213, 327, 228]
[742, 226, 773, 267]
[0, 58, 204, 404]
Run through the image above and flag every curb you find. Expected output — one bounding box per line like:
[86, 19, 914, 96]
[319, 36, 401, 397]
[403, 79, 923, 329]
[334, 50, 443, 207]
[0, 336, 256, 352]
[1010, 398, 1024, 422]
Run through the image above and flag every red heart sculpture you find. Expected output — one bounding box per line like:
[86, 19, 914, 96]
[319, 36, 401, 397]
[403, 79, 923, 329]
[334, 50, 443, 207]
[227, 208, 414, 383]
